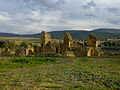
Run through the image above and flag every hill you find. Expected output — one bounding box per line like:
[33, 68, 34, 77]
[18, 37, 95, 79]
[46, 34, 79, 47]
[27, 28, 120, 40]
[0, 28, 120, 40]
[0, 32, 20, 37]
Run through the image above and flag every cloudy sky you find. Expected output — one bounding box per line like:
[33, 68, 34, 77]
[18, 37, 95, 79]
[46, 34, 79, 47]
[0, 0, 120, 34]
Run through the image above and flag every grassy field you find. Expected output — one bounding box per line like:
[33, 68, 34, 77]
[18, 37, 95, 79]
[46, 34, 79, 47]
[0, 56, 120, 90]
[0, 37, 39, 42]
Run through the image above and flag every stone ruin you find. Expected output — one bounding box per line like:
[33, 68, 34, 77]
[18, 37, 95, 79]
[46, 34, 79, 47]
[87, 34, 99, 56]
[39, 32, 120, 57]
[0, 31, 119, 57]
[39, 31, 92, 56]
[96, 39, 120, 56]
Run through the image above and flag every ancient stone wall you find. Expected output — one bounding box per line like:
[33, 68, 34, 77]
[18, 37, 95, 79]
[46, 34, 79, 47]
[96, 41, 101, 47]
[25, 47, 34, 56]
[1, 31, 118, 57]
[72, 47, 87, 56]
[64, 32, 73, 50]
[41, 31, 51, 47]
[63, 51, 75, 57]
[40, 31, 51, 54]
[87, 47, 98, 56]
[1, 48, 15, 56]
[87, 34, 97, 47]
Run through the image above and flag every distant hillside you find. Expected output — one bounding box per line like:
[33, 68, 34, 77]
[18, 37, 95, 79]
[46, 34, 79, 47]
[93, 28, 120, 33]
[0, 28, 120, 40]
[91, 28, 120, 40]
[0, 32, 20, 37]
[41, 28, 120, 40]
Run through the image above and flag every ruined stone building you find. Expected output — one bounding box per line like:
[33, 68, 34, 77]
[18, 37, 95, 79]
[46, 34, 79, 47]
[39, 31, 88, 56]
[0, 31, 119, 57]
[39, 32, 120, 56]
[40, 31, 61, 55]
[87, 34, 98, 56]
[96, 39, 120, 56]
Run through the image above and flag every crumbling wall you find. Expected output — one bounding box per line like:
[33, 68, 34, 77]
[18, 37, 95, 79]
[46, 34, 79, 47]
[64, 32, 73, 51]
[41, 31, 51, 47]
[40, 31, 51, 54]
[1, 48, 15, 56]
[25, 47, 34, 56]
[63, 51, 75, 57]
[72, 47, 87, 56]
[96, 41, 101, 47]
[87, 47, 98, 56]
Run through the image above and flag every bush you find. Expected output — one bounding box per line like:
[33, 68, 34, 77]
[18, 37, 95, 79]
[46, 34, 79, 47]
[0, 40, 16, 49]
[19, 42, 28, 48]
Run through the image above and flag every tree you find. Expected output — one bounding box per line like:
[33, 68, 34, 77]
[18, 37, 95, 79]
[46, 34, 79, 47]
[20, 42, 28, 48]
[0, 40, 16, 49]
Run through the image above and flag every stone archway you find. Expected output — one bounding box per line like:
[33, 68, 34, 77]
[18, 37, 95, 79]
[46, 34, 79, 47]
[87, 47, 98, 56]
[25, 47, 34, 56]
[56, 47, 59, 53]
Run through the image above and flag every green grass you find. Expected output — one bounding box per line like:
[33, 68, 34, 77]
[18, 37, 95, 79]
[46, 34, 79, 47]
[0, 57, 55, 72]
[0, 56, 120, 89]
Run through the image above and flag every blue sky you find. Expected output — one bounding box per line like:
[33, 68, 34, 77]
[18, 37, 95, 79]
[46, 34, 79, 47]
[0, 0, 120, 34]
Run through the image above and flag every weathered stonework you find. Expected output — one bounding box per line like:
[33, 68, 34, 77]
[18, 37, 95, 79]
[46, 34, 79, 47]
[40, 31, 51, 54]
[87, 34, 97, 47]
[41, 31, 51, 47]
[64, 32, 73, 50]
[39, 31, 88, 57]
[96, 41, 101, 47]
[63, 51, 75, 57]
[86, 34, 99, 56]
[87, 47, 98, 56]
[0, 31, 119, 57]
[25, 46, 34, 56]
[1, 48, 15, 56]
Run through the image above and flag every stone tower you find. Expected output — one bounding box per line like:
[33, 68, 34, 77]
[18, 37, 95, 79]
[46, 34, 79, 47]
[64, 32, 73, 50]
[41, 31, 51, 47]
[87, 34, 97, 47]
[40, 31, 51, 54]
[87, 34, 98, 56]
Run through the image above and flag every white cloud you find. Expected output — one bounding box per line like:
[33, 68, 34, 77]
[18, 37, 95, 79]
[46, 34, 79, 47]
[0, 15, 11, 21]
[0, 0, 120, 34]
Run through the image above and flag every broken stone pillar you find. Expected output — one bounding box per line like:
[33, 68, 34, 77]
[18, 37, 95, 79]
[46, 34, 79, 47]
[87, 34, 97, 47]
[64, 32, 73, 50]
[41, 31, 51, 47]
[96, 41, 101, 47]
[40, 31, 51, 54]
